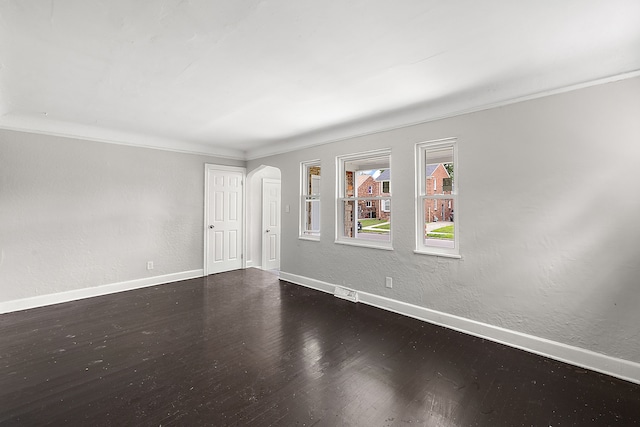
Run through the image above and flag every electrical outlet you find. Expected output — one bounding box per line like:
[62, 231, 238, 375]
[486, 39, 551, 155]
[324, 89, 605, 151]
[385, 277, 393, 288]
[147, 261, 154, 270]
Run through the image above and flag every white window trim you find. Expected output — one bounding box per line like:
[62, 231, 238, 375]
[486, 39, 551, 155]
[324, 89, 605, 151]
[382, 199, 390, 212]
[300, 159, 321, 241]
[415, 138, 460, 258]
[336, 148, 392, 250]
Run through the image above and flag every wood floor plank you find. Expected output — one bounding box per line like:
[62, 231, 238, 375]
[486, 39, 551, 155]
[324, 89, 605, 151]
[1, 268, 639, 426]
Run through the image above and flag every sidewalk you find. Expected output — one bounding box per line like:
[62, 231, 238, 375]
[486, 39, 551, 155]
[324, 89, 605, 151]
[361, 221, 390, 231]
[359, 220, 451, 232]
[425, 221, 453, 232]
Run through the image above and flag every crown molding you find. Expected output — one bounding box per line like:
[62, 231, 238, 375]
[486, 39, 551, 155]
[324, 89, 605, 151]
[3, 70, 638, 162]
[0, 113, 247, 161]
[244, 69, 640, 161]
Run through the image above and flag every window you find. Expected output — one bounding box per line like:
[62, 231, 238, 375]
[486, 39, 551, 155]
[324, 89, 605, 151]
[337, 149, 392, 249]
[416, 138, 459, 258]
[300, 160, 321, 239]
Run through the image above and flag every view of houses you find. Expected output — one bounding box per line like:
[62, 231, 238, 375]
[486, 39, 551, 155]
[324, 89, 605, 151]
[424, 163, 453, 223]
[353, 164, 454, 243]
[356, 169, 390, 221]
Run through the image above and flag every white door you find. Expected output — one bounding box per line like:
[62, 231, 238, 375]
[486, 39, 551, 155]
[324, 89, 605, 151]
[262, 178, 281, 271]
[205, 165, 244, 274]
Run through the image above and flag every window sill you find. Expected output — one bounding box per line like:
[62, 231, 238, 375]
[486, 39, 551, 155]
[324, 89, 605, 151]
[299, 235, 320, 242]
[413, 249, 461, 259]
[335, 239, 393, 251]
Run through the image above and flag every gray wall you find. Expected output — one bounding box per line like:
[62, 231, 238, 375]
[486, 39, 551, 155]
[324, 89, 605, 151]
[0, 130, 243, 301]
[248, 76, 640, 364]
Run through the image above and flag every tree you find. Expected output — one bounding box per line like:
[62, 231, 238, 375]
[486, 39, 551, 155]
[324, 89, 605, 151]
[444, 163, 454, 181]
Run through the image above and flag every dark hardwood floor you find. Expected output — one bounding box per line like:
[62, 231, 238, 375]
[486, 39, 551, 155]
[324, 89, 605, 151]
[1, 268, 639, 426]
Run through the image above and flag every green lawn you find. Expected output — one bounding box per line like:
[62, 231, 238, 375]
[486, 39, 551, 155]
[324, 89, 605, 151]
[431, 225, 453, 233]
[426, 224, 454, 240]
[359, 218, 390, 233]
[359, 219, 387, 228]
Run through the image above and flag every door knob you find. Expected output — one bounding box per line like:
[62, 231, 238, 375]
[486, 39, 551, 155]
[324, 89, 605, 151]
[209, 225, 215, 229]
[266, 229, 271, 233]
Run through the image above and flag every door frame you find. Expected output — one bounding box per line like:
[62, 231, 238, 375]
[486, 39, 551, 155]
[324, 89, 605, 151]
[203, 164, 247, 275]
[261, 178, 281, 271]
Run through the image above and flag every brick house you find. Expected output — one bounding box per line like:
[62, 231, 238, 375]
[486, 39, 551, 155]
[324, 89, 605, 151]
[374, 170, 391, 220]
[354, 166, 449, 223]
[356, 170, 391, 220]
[424, 164, 453, 223]
[356, 175, 379, 219]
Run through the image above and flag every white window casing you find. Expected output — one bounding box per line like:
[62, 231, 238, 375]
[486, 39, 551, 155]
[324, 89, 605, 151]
[415, 138, 460, 258]
[336, 148, 392, 250]
[300, 160, 321, 240]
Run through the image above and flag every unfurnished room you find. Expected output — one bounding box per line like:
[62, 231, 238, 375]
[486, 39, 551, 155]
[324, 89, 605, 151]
[1, 1, 640, 425]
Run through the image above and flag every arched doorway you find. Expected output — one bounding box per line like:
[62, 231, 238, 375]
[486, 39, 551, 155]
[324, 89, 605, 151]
[246, 165, 281, 271]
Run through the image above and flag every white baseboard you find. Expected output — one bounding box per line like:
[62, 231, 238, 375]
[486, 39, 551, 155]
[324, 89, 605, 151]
[279, 271, 640, 385]
[0, 269, 204, 314]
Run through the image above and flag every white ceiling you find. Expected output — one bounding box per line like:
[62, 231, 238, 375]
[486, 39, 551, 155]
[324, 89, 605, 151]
[1, 0, 639, 160]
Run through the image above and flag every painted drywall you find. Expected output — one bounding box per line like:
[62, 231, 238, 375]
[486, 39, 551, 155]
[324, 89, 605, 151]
[248, 75, 640, 364]
[0, 130, 243, 302]
[246, 166, 281, 267]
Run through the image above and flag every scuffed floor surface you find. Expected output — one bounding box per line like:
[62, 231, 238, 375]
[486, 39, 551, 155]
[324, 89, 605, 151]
[1, 268, 639, 426]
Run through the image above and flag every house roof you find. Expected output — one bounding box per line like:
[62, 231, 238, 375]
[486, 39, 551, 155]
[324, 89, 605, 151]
[375, 170, 391, 181]
[357, 174, 371, 187]
[372, 164, 448, 180]
[426, 164, 438, 177]
[426, 164, 451, 177]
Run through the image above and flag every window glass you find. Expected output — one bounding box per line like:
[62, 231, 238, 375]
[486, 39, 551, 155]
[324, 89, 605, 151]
[423, 198, 454, 248]
[337, 150, 392, 248]
[416, 140, 459, 257]
[301, 161, 321, 239]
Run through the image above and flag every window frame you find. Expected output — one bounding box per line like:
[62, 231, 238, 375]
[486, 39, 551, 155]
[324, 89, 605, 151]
[415, 138, 460, 258]
[300, 159, 321, 241]
[336, 149, 393, 250]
